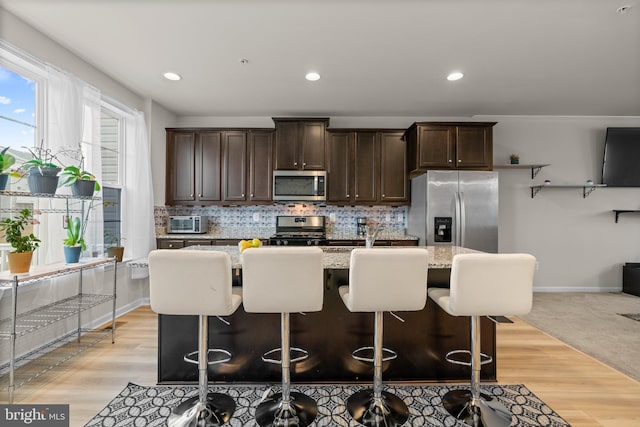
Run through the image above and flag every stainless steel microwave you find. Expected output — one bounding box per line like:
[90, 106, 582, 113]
[167, 216, 209, 234]
[272, 170, 327, 202]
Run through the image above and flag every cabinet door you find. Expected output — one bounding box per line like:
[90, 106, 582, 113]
[222, 131, 247, 201]
[198, 131, 222, 202]
[417, 125, 455, 169]
[248, 131, 273, 201]
[166, 131, 196, 203]
[455, 125, 493, 169]
[327, 132, 353, 203]
[274, 121, 299, 170]
[353, 132, 378, 203]
[379, 131, 408, 203]
[300, 121, 326, 170]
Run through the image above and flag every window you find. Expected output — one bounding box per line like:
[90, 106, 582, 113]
[100, 105, 124, 247]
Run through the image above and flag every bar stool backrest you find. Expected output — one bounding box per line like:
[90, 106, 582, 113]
[149, 249, 236, 316]
[347, 248, 429, 312]
[242, 247, 324, 313]
[449, 253, 536, 316]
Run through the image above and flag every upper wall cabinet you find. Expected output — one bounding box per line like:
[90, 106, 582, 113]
[166, 130, 221, 205]
[406, 122, 496, 174]
[273, 118, 328, 170]
[327, 130, 408, 206]
[166, 129, 273, 206]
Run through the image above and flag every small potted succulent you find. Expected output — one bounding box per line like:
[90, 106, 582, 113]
[509, 154, 520, 164]
[0, 146, 16, 191]
[63, 216, 86, 263]
[0, 208, 41, 273]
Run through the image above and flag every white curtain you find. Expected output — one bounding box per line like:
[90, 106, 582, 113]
[41, 66, 103, 264]
[121, 110, 155, 260]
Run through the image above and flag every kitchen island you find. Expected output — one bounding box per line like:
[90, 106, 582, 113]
[151, 245, 497, 384]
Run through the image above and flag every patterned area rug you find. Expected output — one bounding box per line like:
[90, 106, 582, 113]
[85, 383, 569, 426]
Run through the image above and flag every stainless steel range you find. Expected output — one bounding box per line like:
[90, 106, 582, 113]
[269, 216, 327, 246]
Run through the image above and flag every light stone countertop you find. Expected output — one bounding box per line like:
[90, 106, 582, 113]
[130, 245, 478, 270]
[155, 231, 418, 241]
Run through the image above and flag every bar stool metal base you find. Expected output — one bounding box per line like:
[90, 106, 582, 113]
[168, 393, 236, 427]
[441, 389, 511, 427]
[255, 391, 318, 427]
[346, 389, 409, 427]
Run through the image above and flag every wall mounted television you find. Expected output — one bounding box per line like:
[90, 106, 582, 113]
[601, 127, 640, 187]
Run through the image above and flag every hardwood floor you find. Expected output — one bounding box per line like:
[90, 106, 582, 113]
[3, 305, 640, 426]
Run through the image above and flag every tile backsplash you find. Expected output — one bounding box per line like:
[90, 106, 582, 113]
[155, 204, 408, 236]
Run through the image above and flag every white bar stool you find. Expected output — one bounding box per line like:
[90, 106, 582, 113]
[428, 253, 536, 427]
[149, 249, 242, 427]
[339, 248, 429, 427]
[242, 246, 324, 427]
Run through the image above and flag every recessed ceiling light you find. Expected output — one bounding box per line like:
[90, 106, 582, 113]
[447, 72, 464, 81]
[617, 5, 631, 14]
[305, 72, 321, 81]
[163, 72, 182, 81]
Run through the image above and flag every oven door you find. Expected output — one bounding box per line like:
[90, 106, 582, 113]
[272, 171, 326, 201]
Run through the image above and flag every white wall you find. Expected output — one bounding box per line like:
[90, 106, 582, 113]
[145, 100, 177, 206]
[487, 116, 640, 291]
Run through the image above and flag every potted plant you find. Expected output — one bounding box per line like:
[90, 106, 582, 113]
[509, 154, 520, 165]
[105, 232, 125, 262]
[58, 165, 101, 197]
[63, 216, 86, 263]
[0, 146, 16, 191]
[21, 141, 61, 195]
[0, 208, 41, 273]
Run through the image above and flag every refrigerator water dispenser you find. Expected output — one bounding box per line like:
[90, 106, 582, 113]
[434, 217, 452, 242]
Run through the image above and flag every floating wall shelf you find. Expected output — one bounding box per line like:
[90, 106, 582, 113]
[613, 210, 640, 223]
[494, 164, 551, 179]
[530, 184, 606, 199]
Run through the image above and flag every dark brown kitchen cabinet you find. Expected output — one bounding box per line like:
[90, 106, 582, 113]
[273, 118, 328, 170]
[406, 122, 495, 174]
[156, 239, 186, 249]
[379, 131, 408, 203]
[353, 132, 378, 203]
[327, 130, 408, 205]
[166, 130, 221, 205]
[222, 131, 247, 201]
[248, 131, 273, 201]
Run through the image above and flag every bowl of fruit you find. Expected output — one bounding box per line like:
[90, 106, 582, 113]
[238, 238, 262, 253]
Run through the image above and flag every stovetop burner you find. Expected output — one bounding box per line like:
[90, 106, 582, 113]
[269, 215, 327, 246]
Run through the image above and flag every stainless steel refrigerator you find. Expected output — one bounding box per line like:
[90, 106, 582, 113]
[407, 171, 498, 253]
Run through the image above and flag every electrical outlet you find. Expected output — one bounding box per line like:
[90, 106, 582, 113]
[329, 213, 336, 221]
[385, 213, 391, 222]
[397, 213, 403, 222]
[253, 213, 260, 222]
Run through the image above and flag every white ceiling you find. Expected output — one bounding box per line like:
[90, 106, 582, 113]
[1, 0, 639, 118]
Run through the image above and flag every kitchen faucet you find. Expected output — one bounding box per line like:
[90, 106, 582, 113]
[365, 223, 383, 248]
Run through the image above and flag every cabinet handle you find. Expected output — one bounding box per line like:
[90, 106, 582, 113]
[294, 162, 298, 166]
[190, 193, 194, 197]
[198, 193, 202, 197]
[356, 194, 359, 198]
[346, 194, 350, 198]
[382, 194, 385, 198]
[458, 159, 462, 163]
[303, 162, 306, 167]
[448, 160, 452, 163]
[168, 244, 173, 248]
[250, 193, 254, 197]
[241, 193, 245, 197]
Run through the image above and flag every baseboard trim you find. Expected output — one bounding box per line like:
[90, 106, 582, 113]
[533, 286, 622, 293]
[84, 297, 150, 329]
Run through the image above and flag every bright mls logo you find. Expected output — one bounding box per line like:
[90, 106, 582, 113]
[0, 405, 69, 426]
